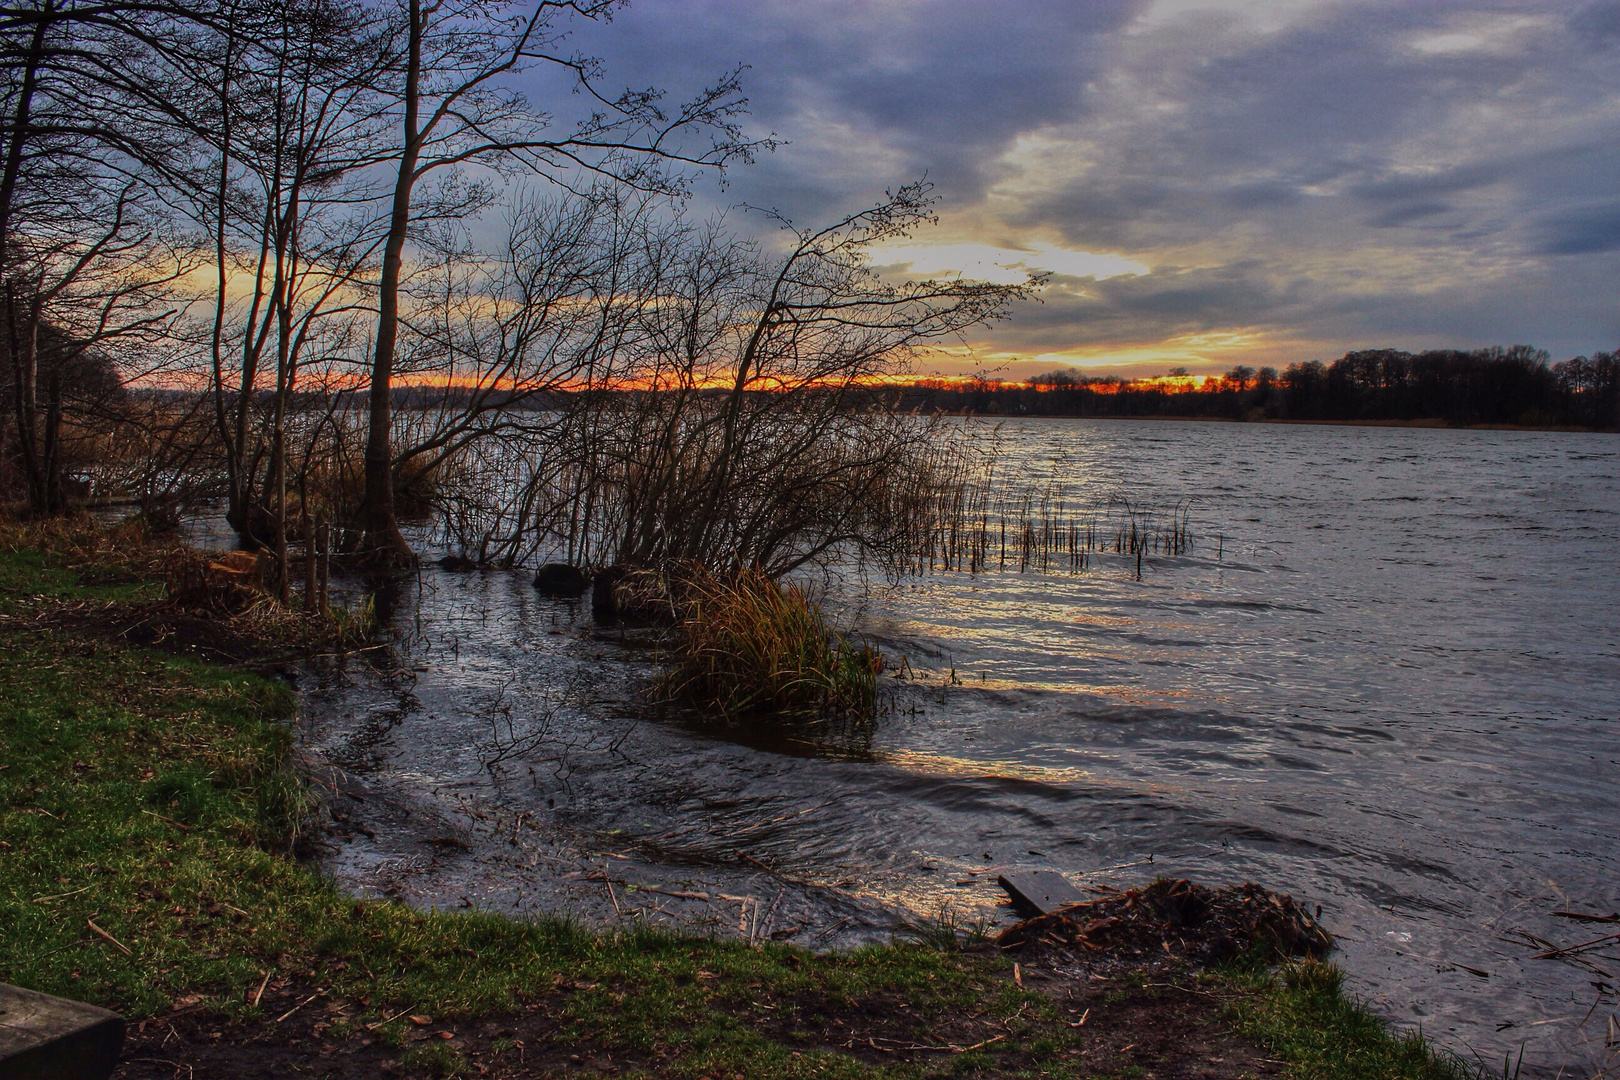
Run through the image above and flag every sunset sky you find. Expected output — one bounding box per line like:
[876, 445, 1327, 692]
[559, 0, 1620, 379]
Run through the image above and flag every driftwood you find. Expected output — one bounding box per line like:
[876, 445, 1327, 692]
[996, 877, 1332, 964]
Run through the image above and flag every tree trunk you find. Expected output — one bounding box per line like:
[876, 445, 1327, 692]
[355, 0, 422, 568]
[42, 363, 64, 513]
[1, 11, 51, 516]
[0, 1, 49, 264]
[210, 23, 242, 541]
[5, 286, 48, 515]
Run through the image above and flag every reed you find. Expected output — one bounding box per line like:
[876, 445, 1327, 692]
[660, 566, 882, 722]
[416, 410, 1201, 590]
[889, 461, 1199, 580]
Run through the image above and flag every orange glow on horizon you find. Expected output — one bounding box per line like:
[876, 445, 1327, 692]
[893, 373, 1220, 393]
[130, 369, 1229, 395]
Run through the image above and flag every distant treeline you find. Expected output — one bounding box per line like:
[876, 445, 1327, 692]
[887, 346, 1620, 430]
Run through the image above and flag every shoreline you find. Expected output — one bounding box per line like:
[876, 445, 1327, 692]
[922, 410, 1616, 433]
[0, 517, 1481, 1078]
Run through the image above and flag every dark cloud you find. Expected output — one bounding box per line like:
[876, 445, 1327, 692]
[560, 0, 1142, 216]
[1533, 201, 1620, 254]
[1570, 0, 1620, 43]
[529, 0, 1620, 361]
[1221, 181, 1306, 211]
[1365, 201, 1454, 228]
[1346, 162, 1505, 203]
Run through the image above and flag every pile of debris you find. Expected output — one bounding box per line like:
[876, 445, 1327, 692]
[996, 876, 1332, 966]
[164, 548, 271, 613]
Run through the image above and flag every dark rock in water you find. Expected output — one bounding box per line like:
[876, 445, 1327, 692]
[533, 562, 590, 596]
[437, 554, 479, 572]
[591, 565, 625, 621]
[995, 877, 1331, 966]
[590, 564, 675, 624]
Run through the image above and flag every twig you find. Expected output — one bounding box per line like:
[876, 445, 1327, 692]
[141, 809, 190, 832]
[87, 919, 132, 956]
[955, 1033, 1006, 1053]
[1532, 933, 1620, 959]
[274, 991, 324, 1024]
[640, 886, 709, 901]
[757, 889, 784, 945]
[1144, 982, 1216, 996]
[1553, 911, 1620, 925]
[739, 851, 776, 874]
[31, 885, 92, 903]
[251, 971, 271, 1008]
[365, 1005, 416, 1031]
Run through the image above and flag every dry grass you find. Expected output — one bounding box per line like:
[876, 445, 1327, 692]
[661, 567, 882, 722]
[0, 511, 372, 653]
[0, 510, 172, 579]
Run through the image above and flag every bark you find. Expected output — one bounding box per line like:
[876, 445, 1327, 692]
[0, 0, 50, 263]
[355, 0, 421, 568]
[1, 6, 52, 515]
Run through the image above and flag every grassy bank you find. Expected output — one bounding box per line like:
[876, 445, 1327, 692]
[0, 528, 1475, 1079]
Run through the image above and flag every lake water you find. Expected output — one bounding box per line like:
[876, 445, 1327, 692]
[299, 418, 1620, 1075]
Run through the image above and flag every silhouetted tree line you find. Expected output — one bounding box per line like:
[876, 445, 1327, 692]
[891, 346, 1620, 430]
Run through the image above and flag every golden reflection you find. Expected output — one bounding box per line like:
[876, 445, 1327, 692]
[874, 747, 1168, 792]
[826, 748, 1187, 913]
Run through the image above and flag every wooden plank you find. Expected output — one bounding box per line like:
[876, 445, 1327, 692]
[996, 870, 1085, 918]
[0, 983, 123, 1080]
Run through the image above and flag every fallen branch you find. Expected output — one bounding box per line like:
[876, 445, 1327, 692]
[274, 990, 324, 1024]
[87, 918, 132, 956]
[1531, 932, 1620, 959]
[366, 1005, 417, 1031]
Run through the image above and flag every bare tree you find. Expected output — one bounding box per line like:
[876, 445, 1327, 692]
[356, 0, 760, 566]
[427, 181, 1035, 578]
[0, 0, 202, 513]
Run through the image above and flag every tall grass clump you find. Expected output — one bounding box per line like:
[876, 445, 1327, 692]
[661, 567, 881, 722]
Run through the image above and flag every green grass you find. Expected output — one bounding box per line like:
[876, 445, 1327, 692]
[1217, 959, 1476, 1080]
[0, 535, 1481, 1078]
[0, 543, 1058, 1077]
[0, 544, 160, 607]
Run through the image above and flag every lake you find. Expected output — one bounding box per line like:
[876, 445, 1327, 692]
[299, 418, 1620, 1075]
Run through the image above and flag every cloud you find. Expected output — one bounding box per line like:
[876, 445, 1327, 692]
[1533, 202, 1620, 255]
[869, 241, 1148, 286]
[1571, 0, 1620, 43]
[529, 0, 1620, 368]
[562, 0, 1141, 213]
